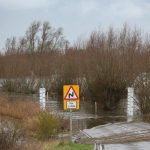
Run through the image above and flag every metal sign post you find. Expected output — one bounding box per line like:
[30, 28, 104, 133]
[63, 85, 80, 141]
[70, 109, 73, 141]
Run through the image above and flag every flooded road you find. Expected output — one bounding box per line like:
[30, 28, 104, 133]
[45, 97, 127, 129]
[1, 92, 127, 129]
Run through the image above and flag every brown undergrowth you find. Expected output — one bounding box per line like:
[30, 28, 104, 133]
[0, 95, 67, 150]
[0, 96, 40, 120]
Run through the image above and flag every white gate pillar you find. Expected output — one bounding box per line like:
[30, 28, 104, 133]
[39, 88, 46, 110]
[127, 87, 134, 122]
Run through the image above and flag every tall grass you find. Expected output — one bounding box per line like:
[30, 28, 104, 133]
[0, 96, 66, 142]
[0, 96, 40, 119]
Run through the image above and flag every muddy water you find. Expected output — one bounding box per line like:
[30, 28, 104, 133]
[45, 97, 127, 129]
[1, 93, 127, 129]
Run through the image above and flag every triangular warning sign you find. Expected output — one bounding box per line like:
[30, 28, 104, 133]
[64, 86, 78, 100]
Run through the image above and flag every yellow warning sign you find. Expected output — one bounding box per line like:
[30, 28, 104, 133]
[63, 85, 79, 110]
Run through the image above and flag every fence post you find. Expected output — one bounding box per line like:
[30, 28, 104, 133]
[95, 101, 98, 116]
[46, 91, 49, 100]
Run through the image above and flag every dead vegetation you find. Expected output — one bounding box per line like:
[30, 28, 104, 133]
[0, 96, 40, 119]
[0, 23, 150, 118]
[0, 96, 69, 149]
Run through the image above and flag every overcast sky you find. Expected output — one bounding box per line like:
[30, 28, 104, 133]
[0, 0, 150, 50]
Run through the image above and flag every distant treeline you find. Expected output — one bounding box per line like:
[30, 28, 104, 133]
[0, 22, 150, 111]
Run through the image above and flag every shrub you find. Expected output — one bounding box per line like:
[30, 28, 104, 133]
[35, 112, 59, 140]
[1, 78, 38, 94]
[0, 120, 22, 150]
[134, 73, 150, 122]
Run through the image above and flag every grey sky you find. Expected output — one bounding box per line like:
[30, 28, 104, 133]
[0, 0, 150, 50]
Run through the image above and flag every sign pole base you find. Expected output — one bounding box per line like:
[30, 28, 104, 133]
[70, 109, 72, 142]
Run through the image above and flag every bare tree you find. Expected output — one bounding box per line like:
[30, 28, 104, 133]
[38, 22, 67, 53]
[17, 37, 28, 54]
[38, 21, 51, 53]
[26, 21, 40, 53]
[5, 37, 17, 55]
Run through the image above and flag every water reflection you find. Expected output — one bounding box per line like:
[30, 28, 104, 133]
[46, 97, 126, 129]
[2, 93, 126, 129]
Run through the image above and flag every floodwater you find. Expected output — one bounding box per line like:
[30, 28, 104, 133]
[2, 92, 127, 130]
[46, 96, 127, 129]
